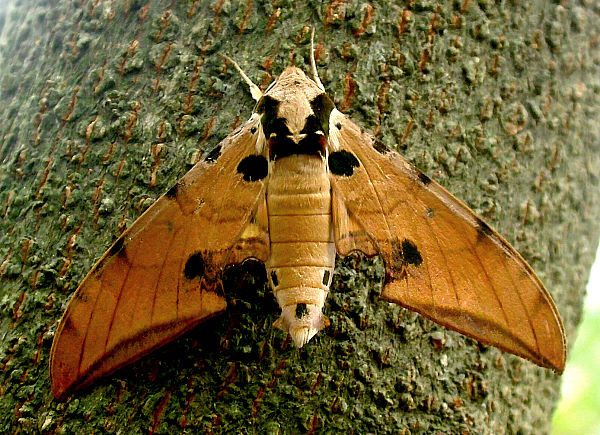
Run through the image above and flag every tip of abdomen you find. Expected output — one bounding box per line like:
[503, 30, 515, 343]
[290, 326, 319, 348]
[273, 303, 330, 348]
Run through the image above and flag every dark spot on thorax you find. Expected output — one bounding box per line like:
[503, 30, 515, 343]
[264, 114, 327, 160]
[309, 93, 335, 133]
[184, 252, 205, 280]
[295, 303, 309, 319]
[329, 150, 360, 176]
[237, 155, 268, 181]
[256, 95, 280, 137]
[258, 94, 332, 161]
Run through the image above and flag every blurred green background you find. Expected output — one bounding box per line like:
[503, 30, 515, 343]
[553, 244, 600, 434]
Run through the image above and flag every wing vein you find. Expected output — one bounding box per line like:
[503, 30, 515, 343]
[176, 229, 192, 320]
[150, 229, 178, 324]
[494, 247, 542, 356]
[103, 259, 134, 353]
[427, 224, 461, 307]
[358, 151, 442, 309]
[411, 186, 464, 308]
[351, 154, 394, 243]
[462, 235, 511, 329]
[76, 273, 108, 378]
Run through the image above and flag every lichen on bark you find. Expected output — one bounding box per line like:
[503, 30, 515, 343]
[0, 1, 598, 433]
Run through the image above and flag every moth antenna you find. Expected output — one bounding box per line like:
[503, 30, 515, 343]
[310, 28, 325, 92]
[220, 54, 263, 101]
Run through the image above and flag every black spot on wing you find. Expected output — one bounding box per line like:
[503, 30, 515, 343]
[402, 239, 423, 266]
[109, 236, 125, 257]
[256, 95, 280, 137]
[204, 144, 222, 163]
[270, 270, 279, 286]
[237, 155, 268, 181]
[329, 150, 360, 176]
[373, 138, 391, 154]
[390, 238, 423, 270]
[165, 183, 179, 199]
[74, 290, 89, 303]
[418, 172, 432, 185]
[62, 316, 77, 332]
[476, 219, 495, 241]
[184, 252, 205, 280]
[94, 236, 127, 273]
[425, 207, 435, 218]
[295, 303, 309, 319]
[322, 270, 331, 286]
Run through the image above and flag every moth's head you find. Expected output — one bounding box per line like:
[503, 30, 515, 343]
[256, 66, 335, 160]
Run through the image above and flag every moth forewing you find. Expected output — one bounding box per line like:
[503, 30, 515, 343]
[327, 111, 566, 372]
[50, 118, 269, 399]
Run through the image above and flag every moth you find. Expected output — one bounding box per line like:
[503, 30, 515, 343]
[50, 33, 566, 399]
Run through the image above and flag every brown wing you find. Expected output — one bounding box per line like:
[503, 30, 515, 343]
[329, 111, 566, 372]
[50, 121, 269, 399]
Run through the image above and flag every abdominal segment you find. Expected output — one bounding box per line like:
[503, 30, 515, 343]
[266, 154, 335, 347]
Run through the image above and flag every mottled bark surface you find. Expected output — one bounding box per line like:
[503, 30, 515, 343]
[0, 1, 598, 433]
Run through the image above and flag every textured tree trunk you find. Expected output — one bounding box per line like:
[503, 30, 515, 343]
[0, 0, 598, 433]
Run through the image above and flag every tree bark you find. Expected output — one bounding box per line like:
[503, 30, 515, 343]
[0, 0, 598, 433]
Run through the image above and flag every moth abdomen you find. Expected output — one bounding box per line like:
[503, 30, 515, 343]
[266, 154, 335, 347]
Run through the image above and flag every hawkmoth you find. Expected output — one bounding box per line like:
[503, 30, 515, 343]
[50, 33, 566, 399]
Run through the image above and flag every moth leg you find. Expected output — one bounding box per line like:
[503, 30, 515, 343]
[310, 28, 325, 92]
[220, 54, 263, 101]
